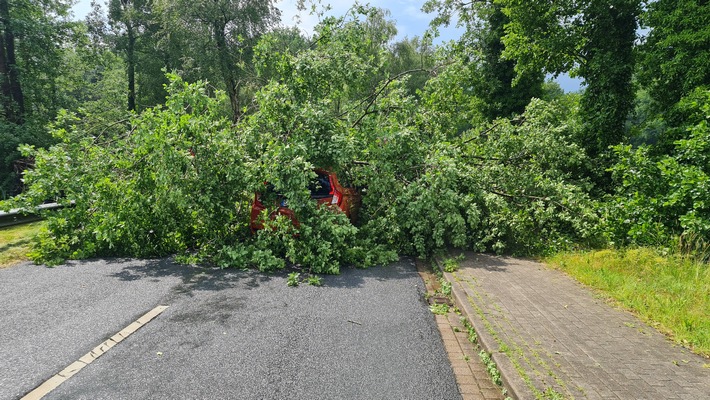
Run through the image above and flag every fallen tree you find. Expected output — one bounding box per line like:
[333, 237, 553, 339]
[2, 7, 599, 272]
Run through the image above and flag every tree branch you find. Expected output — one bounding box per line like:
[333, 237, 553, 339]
[457, 116, 526, 148]
[486, 187, 570, 211]
[346, 67, 429, 128]
[457, 121, 505, 147]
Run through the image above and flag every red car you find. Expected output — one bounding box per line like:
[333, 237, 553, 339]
[250, 169, 361, 232]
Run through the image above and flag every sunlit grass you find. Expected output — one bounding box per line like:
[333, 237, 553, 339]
[547, 248, 710, 357]
[0, 222, 44, 268]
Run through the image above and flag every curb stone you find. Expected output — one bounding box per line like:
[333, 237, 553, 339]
[435, 256, 531, 400]
[417, 259, 504, 400]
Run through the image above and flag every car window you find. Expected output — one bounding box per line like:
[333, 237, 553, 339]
[256, 183, 282, 203]
[309, 172, 332, 199]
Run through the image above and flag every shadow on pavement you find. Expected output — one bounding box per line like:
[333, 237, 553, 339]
[457, 251, 510, 272]
[91, 258, 274, 294]
[320, 258, 417, 289]
[94, 256, 418, 293]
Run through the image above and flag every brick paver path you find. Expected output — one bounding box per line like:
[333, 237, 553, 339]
[435, 312, 506, 400]
[444, 252, 710, 399]
[417, 261, 505, 400]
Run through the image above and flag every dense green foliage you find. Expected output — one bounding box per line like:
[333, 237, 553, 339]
[3, 7, 597, 271]
[500, 0, 639, 186]
[423, 0, 544, 121]
[155, 0, 280, 121]
[638, 0, 710, 113]
[548, 248, 710, 356]
[635, 0, 710, 154]
[1, 0, 78, 197]
[13, 78, 245, 262]
[605, 89, 710, 245]
[1, 1, 709, 273]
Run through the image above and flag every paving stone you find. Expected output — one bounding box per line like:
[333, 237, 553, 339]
[440, 329, 457, 341]
[461, 393, 486, 400]
[416, 262, 504, 400]
[468, 363, 487, 374]
[450, 360, 472, 369]
[456, 373, 478, 384]
[441, 252, 710, 400]
[480, 387, 504, 399]
[476, 380, 500, 390]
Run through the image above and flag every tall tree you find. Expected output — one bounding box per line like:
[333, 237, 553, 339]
[108, 0, 153, 112]
[386, 36, 435, 97]
[61, 3, 130, 135]
[423, 0, 543, 121]
[637, 0, 710, 125]
[0, 0, 23, 123]
[500, 0, 640, 162]
[469, 2, 543, 120]
[253, 26, 309, 84]
[156, 0, 280, 122]
[353, 6, 397, 95]
[0, 0, 76, 197]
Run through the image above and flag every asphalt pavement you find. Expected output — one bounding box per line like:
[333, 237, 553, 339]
[1, 258, 460, 399]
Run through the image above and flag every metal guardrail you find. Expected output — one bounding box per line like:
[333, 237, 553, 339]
[0, 203, 64, 228]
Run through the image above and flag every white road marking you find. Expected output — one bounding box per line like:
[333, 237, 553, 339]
[21, 305, 169, 400]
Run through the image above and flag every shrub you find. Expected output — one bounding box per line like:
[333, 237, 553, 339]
[606, 88, 710, 245]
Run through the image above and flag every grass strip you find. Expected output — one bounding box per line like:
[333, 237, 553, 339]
[547, 248, 710, 357]
[0, 222, 43, 268]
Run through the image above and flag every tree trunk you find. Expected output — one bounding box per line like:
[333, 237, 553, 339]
[0, 24, 10, 116]
[126, 20, 136, 111]
[213, 21, 239, 122]
[0, 0, 24, 123]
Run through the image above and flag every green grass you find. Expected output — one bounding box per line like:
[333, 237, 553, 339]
[546, 248, 710, 357]
[0, 222, 43, 268]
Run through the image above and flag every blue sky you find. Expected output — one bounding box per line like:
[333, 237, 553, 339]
[70, 0, 581, 92]
[70, 0, 463, 41]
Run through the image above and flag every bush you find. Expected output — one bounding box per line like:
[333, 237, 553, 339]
[5, 76, 252, 263]
[605, 88, 710, 245]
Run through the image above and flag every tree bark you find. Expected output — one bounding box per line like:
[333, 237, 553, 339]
[0, 0, 24, 123]
[126, 19, 136, 111]
[213, 20, 240, 122]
